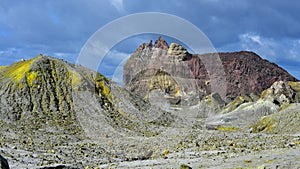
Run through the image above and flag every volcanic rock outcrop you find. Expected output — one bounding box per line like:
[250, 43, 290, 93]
[205, 80, 300, 133]
[123, 37, 298, 104]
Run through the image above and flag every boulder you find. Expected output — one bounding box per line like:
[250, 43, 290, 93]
[0, 155, 9, 169]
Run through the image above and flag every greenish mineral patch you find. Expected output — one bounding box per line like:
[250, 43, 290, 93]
[253, 115, 276, 132]
[253, 104, 300, 134]
[25, 71, 38, 86]
[0, 65, 8, 70]
[69, 70, 82, 87]
[180, 164, 192, 169]
[288, 81, 300, 92]
[217, 126, 239, 131]
[222, 95, 252, 113]
[147, 70, 181, 100]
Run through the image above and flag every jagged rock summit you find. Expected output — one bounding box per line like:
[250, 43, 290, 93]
[154, 36, 169, 50]
[124, 37, 298, 105]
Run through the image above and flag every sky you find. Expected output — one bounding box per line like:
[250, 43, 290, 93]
[0, 0, 300, 83]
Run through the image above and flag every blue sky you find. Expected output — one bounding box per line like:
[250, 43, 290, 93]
[0, 0, 299, 82]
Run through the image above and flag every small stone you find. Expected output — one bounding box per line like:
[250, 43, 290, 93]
[288, 142, 296, 147]
[163, 150, 169, 156]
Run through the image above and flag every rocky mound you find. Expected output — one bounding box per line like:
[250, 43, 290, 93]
[252, 81, 300, 134]
[123, 37, 298, 104]
[253, 103, 300, 134]
[206, 81, 300, 133]
[0, 55, 173, 168]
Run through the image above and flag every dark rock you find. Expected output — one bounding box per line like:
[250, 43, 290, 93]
[0, 155, 9, 169]
[38, 165, 78, 169]
[211, 93, 226, 106]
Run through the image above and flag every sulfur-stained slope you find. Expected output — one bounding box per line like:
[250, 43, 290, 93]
[0, 55, 172, 142]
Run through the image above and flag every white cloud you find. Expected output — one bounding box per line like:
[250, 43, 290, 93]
[240, 33, 263, 46]
[111, 0, 125, 12]
[288, 40, 300, 60]
[239, 33, 278, 62]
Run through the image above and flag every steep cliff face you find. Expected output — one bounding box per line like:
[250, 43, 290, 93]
[123, 37, 298, 104]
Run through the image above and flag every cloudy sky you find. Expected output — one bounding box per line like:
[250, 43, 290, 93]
[1, 0, 300, 82]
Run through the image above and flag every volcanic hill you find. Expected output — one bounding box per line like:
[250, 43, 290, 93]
[123, 37, 298, 105]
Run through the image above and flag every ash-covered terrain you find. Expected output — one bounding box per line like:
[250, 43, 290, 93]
[0, 38, 299, 168]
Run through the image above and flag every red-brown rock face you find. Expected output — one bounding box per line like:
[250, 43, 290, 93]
[123, 37, 298, 103]
[194, 52, 298, 99]
[154, 36, 169, 50]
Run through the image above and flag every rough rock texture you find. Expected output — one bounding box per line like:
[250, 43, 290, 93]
[252, 81, 300, 134]
[167, 43, 190, 59]
[124, 38, 298, 104]
[154, 36, 169, 50]
[218, 52, 298, 99]
[260, 81, 299, 105]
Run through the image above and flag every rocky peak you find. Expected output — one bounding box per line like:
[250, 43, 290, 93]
[134, 37, 169, 54]
[154, 36, 169, 50]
